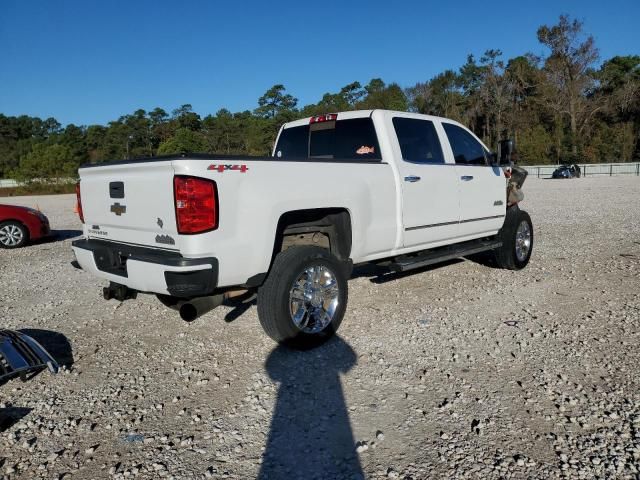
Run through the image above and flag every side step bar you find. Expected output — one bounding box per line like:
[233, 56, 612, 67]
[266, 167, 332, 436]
[0, 330, 59, 383]
[389, 238, 501, 272]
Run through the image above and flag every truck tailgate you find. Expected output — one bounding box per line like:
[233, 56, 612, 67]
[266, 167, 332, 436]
[79, 161, 179, 249]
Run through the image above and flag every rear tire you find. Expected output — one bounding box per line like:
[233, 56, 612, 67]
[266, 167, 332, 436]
[257, 246, 348, 349]
[0, 221, 28, 249]
[494, 206, 533, 270]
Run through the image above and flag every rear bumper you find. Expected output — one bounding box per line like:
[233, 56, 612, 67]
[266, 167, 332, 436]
[71, 238, 218, 298]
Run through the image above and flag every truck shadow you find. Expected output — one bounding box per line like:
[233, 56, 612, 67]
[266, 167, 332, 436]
[222, 294, 257, 323]
[33, 229, 83, 245]
[259, 336, 364, 480]
[224, 255, 492, 322]
[464, 251, 501, 269]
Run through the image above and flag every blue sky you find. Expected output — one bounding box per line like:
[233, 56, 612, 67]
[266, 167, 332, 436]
[1, 0, 638, 126]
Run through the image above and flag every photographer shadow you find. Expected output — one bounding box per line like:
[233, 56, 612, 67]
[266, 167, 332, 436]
[259, 336, 363, 480]
[0, 407, 32, 432]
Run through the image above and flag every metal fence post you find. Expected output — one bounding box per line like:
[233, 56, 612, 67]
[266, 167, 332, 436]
[610, 164, 613, 176]
[637, 163, 639, 176]
[537, 167, 540, 178]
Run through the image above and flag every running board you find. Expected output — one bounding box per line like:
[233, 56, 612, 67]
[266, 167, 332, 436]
[389, 238, 501, 272]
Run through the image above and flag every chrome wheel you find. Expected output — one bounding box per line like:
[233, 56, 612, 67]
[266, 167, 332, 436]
[289, 265, 340, 334]
[0, 223, 25, 247]
[515, 220, 531, 262]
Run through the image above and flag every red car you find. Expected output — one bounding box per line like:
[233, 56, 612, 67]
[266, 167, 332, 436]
[0, 204, 51, 248]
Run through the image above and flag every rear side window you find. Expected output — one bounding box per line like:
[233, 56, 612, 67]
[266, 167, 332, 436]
[392, 117, 444, 164]
[275, 124, 309, 158]
[442, 123, 487, 166]
[275, 118, 381, 160]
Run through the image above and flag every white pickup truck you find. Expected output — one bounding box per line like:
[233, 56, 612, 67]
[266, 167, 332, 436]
[72, 110, 532, 348]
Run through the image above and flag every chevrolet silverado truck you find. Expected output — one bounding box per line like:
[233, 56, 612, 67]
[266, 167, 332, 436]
[71, 110, 532, 348]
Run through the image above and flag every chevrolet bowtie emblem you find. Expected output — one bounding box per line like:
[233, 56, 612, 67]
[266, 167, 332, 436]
[110, 202, 127, 216]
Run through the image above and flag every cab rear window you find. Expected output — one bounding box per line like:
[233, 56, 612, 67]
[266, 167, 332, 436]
[275, 118, 381, 160]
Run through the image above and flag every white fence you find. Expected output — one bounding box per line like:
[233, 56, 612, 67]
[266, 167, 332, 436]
[0, 178, 76, 188]
[0, 179, 20, 188]
[521, 162, 640, 178]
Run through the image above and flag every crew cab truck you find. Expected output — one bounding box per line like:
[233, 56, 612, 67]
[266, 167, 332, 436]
[71, 110, 532, 348]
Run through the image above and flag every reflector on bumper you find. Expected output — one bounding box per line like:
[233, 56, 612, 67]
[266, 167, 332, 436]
[0, 330, 59, 383]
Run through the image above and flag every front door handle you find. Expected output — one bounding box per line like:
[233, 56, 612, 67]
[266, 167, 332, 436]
[404, 175, 421, 183]
[460, 175, 474, 181]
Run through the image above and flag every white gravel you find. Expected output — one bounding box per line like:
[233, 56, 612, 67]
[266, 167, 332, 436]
[1, 176, 639, 479]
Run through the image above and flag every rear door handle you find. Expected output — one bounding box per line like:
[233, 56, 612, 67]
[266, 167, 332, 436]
[460, 175, 474, 181]
[404, 175, 421, 182]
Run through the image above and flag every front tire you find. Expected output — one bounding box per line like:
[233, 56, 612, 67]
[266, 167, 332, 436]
[494, 206, 533, 270]
[0, 221, 28, 249]
[257, 246, 348, 349]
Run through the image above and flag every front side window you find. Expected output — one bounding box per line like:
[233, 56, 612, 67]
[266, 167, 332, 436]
[442, 123, 487, 166]
[392, 117, 444, 164]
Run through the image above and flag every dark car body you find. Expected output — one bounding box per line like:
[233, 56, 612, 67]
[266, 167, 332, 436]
[0, 204, 51, 246]
[552, 164, 581, 179]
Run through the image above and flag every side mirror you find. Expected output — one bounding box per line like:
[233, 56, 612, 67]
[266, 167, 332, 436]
[498, 139, 514, 165]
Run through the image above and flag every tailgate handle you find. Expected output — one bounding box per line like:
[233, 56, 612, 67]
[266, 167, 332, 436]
[109, 181, 125, 199]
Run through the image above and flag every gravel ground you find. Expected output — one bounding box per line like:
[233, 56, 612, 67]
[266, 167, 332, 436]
[1, 176, 639, 480]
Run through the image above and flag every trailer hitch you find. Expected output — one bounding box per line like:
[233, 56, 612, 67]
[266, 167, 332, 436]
[103, 281, 138, 302]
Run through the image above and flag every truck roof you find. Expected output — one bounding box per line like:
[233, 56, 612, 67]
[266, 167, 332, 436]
[281, 109, 461, 129]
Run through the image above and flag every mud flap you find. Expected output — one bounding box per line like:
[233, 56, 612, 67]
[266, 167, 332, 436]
[0, 330, 59, 383]
[505, 165, 528, 206]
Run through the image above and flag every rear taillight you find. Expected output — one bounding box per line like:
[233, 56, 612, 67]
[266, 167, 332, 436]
[174, 176, 218, 234]
[75, 181, 84, 223]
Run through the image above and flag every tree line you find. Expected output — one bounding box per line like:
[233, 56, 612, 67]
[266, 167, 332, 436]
[1, 15, 638, 181]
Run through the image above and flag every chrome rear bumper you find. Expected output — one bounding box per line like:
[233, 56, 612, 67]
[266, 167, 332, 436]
[0, 330, 59, 383]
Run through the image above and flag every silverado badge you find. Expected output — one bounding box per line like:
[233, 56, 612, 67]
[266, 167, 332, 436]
[207, 164, 249, 173]
[110, 202, 127, 216]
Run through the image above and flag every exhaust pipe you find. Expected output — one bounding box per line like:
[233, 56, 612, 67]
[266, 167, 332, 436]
[178, 294, 225, 322]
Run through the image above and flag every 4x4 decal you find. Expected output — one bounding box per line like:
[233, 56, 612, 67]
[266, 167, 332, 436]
[207, 164, 249, 173]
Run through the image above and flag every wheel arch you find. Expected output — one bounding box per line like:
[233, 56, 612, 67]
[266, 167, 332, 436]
[272, 208, 352, 262]
[0, 218, 31, 245]
[0, 218, 32, 237]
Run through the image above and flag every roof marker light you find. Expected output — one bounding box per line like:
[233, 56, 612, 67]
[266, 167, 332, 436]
[309, 113, 338, 124]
